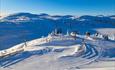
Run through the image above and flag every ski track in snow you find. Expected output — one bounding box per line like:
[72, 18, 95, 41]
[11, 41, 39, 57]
[0, 36, 115, 70]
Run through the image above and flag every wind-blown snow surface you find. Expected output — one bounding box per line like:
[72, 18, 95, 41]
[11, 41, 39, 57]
[0, 13, 115, 70]
[0, 35, 115, 70]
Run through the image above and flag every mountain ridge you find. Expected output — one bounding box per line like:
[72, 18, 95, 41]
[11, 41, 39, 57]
[1, 12, 115, 22]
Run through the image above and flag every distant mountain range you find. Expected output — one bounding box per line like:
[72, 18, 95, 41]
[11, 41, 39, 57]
[0, 12, 115, 50]
[1, 12, 115, 22]
[0, 12, 115, 34]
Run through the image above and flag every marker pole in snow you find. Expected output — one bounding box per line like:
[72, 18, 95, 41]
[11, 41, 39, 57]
[24, 40, 27, 47]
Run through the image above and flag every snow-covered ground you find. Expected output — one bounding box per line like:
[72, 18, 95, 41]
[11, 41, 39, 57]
[0, 34, 115, 70]
[0, 13, 115, 70]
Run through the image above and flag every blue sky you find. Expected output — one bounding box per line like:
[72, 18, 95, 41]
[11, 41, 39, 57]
[0, 0, 115, 16]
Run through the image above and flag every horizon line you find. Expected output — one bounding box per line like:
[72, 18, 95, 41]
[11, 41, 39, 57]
[0, 12, 115, 18]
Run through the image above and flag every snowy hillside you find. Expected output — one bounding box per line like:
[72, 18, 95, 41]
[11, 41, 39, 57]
[0, 13, 115, 70]
[0, 32, 115, 70]
[0, 13, 115, 50]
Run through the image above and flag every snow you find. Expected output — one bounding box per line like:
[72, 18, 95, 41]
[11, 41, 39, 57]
[0, 34, 115, 70]
[95, 28, 115, 35]
[0, 13, 115, 70]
